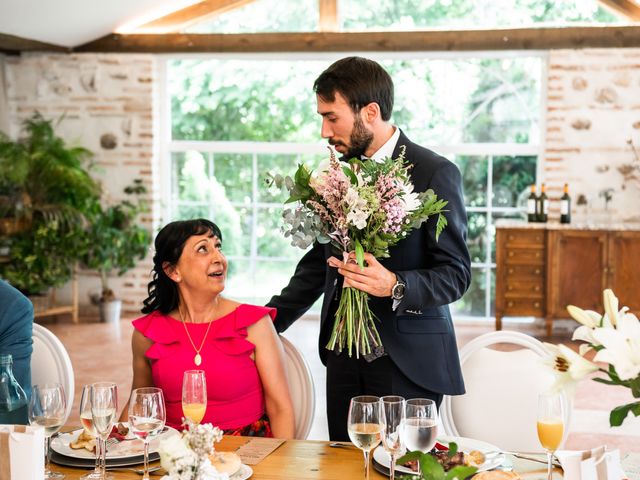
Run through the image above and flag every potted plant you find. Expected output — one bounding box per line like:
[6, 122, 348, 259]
[0, 113, 100, 296]
[82, 179, 151, 324]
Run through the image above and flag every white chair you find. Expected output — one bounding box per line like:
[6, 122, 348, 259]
[280, 336, 315, 439]
[31, 323, 75, 425]
[440, 330, 571, 452]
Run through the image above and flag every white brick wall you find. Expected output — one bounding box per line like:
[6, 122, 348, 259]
[544, 49, 640, 222]
[5, 53, 158, 315]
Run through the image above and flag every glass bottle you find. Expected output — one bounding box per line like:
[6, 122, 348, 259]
[560, 183, 571, 224]
[527, 184, 538, 223]
[537, 183, 548, 223]
[0, 354, 29, 424]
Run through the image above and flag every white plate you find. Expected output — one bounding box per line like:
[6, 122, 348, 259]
[51, 424, 180, 460]
[373, 436, 505, 475]
[231, 464, 253, 480]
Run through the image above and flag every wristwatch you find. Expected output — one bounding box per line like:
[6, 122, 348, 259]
[391, 276, 406, 311]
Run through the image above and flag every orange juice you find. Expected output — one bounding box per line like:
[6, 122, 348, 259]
[537, 419, 564, 451]
[182, 402, 206, 424]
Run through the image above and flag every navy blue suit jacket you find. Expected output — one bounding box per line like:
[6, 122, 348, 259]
[267, 131, 471, 395]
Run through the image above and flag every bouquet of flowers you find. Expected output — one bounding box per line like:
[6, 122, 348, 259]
[158, 421, 228, 480]
[543, 289, 640, 426]
[269, 146, 448, 358]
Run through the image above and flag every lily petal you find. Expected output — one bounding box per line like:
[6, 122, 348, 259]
[567, 305, 600, 328]
[603, 289, 619, 327]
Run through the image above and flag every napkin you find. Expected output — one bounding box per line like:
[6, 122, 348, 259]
[556, 446, 627, 480]
[0, 425, 45, 480]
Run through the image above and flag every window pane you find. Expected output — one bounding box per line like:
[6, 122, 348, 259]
[176, 204, 209, 220]
[340, 0, 617, 30]
[492, 155, 537, 208]
[452, 267, 487, 317]
[172, 151, 211, 203]
[253, 260, 306, 304]
[169, 59, 322, 142]
[455, 155, 487, 208]
[214, 206, 251, 258]
[225, 259, 254, 301]
[467, 211, 488, 264]
[213, 153, 253, 205]
[257, 207, 309, 260]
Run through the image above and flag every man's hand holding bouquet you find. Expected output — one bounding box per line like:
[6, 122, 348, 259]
[269, 146, 448, 358]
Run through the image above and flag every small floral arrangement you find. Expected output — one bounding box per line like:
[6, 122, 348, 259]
[159, 421, 228, 480]
[269, 147, 448, 358]
[544, 289, 640, 426]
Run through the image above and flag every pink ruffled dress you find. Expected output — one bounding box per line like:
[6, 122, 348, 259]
[132, 304, 276, 430]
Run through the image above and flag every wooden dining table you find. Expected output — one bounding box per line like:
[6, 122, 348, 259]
[50, 432, 553, 480]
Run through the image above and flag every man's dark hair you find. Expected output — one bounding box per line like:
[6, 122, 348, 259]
[313, 56, 394, 121]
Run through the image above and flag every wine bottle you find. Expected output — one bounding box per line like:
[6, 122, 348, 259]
[560, 183, 571, 224]
[537, 183, 548, 223]
[527, 184, 538, 222]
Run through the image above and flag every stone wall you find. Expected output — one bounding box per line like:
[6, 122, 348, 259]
[4, 53, 158, 315]
[545, 48, 640, 222]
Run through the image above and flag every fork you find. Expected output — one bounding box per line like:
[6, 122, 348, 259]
[106, 465, 162, 475]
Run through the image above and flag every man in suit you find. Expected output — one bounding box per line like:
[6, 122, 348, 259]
[267, 56, 471, 440]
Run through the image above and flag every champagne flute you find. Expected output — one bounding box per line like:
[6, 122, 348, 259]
[91, 382, 118, 480]
[79, 385, 101, 480]
[29, 383, 67, 480]
[128, 387, 166, 480]
[347, 395, 382, 480]
[537, 392, 565, 480]
[402, 398, 438, 477]
[380, 396, 406, 480]
[182, 370, 207, 425]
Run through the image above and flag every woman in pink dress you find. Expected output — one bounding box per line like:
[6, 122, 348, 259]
[122, 219, 294, 438]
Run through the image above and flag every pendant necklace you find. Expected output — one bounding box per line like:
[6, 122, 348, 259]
[178, 305, 214, 366]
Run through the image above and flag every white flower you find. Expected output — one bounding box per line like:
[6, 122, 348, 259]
[543, 343, 598, 393]
[400, 183, 421, 213]
[592, 311, 640, 381]
[567, 305, 601, 328]
[344, 188, 370, 229]
[603, 288, 619, 327]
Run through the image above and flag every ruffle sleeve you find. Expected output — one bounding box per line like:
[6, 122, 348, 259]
[211, 305, 276, 356]
[132, 312, 181, 360]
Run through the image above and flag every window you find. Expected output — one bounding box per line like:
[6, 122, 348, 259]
[161, 53, 543, 319]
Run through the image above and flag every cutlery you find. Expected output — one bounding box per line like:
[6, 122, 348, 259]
[485, 451, 561, 468]
[106, 465, 162, 475]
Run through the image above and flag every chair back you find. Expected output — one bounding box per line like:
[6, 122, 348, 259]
[280, 336, 315, 439]
[31, 323, 75, 425]
[440, 330, 570, 451]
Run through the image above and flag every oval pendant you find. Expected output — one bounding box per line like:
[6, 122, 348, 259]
[194, 353, 202, 366]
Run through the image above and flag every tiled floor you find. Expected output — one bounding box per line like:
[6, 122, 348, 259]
[42, 314, 640, 453]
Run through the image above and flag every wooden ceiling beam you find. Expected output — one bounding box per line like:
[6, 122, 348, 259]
[75, 26, 640, 53]
[0, 32, 69, 54]
[135, 0, 256, 33]
[598, 0, 640, 21]
[319, 0, 338, 32]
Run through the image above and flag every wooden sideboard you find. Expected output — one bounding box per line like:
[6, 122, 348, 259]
[495, 223, 640, 336]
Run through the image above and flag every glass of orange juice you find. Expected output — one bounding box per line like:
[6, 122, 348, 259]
[182, 370, 207, 425]
[537, 392, 565, 480]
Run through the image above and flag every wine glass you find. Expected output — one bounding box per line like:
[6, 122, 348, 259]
[29, 383, 67, 480]
[128, 387, 166, 480]
[91, 382, 118, 480]
[380, 396, 405, 480]
[537, 392, 565, 480]
[347, 395, 382, 480]
[79, 385, 101, 480]
[402, 398, 438, 477]
[182, 370, 207, 425]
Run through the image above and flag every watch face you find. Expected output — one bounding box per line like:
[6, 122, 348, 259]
[392, 282, 405, 300]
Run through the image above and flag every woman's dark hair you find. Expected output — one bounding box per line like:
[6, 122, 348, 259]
[141, 219, 223, 314]
[313, 56, 394, 121]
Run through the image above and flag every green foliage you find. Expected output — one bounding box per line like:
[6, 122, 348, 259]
[0, 113, 101, 294]
[82, 180, 151, 301]
[396, 442, 478, 480]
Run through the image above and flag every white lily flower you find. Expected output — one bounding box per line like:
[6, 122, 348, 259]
[572, 325, 599, 350]
[592, 311, 640, 381]
[567, 305, 601, 328]
[543, 343, 598, 393]
[603, 288, 619, 327]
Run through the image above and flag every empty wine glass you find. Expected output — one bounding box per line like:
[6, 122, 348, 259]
[79, 385, 101, 480]
[380, 396, 405, 480]
[537, 392, 565, 480]
[347, 395, 382, 480]
[402, 398, 438, 476]
[91, 382, 118, 480]
[128, 387, 166, 480]
[182, 370, 207, 425]
[29, 383, 67, 480]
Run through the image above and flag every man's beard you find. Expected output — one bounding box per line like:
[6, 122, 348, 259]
[344, 116, 374, 159]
